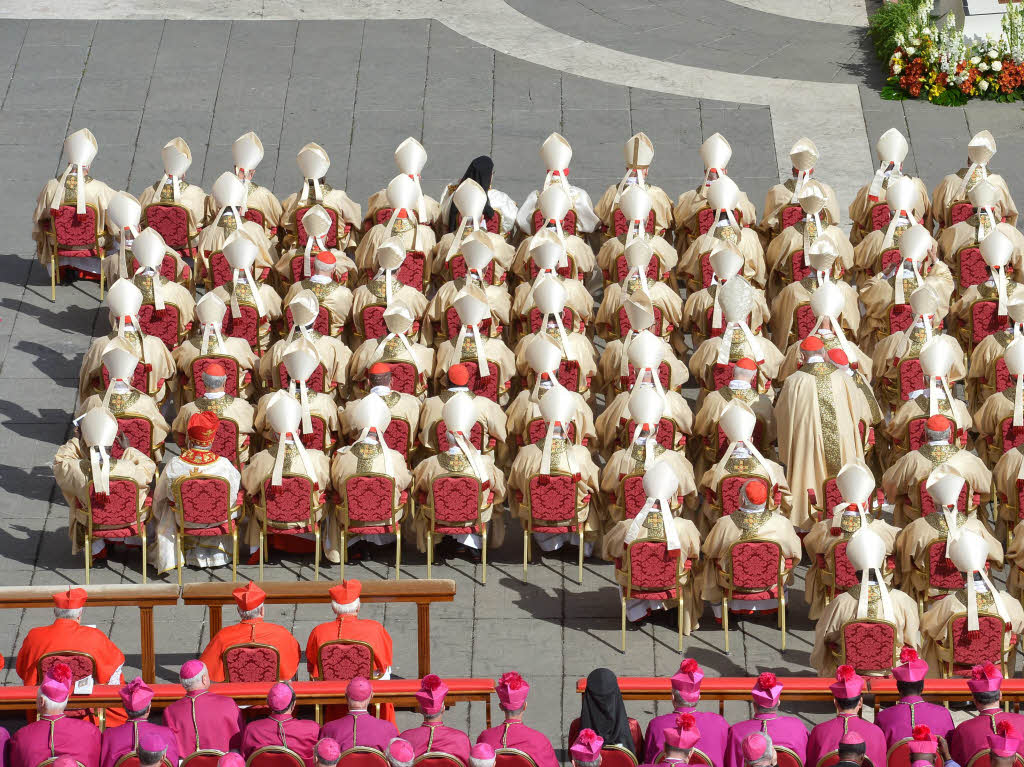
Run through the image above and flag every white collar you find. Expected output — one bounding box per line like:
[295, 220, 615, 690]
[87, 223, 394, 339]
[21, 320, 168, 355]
[728, 380, 751, 391]
[205, 391, 226, 400]
[370, 385, 391, 396]
[311, 274, 332, 284]
[732, 445, 751, 458]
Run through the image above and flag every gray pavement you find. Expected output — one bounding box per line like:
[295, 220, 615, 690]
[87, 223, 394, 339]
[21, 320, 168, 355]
[0, 11, 1013, 753]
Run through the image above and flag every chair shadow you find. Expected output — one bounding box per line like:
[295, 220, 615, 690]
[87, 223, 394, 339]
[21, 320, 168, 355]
[12, 339, 86, 380]
[0, 296, 102, 336]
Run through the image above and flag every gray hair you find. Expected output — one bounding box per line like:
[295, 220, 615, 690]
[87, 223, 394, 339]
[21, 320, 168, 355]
[202, 372, 227, 390]
[386, 739, 414, 767]
[470, 758, 496, 767]
[238, 606, 262, 621]
[331, 600, 359, 616]
[180, 664, 207, 691]
[37, 691, 67, 715]
[138, 744, 167, 767]
[54, 607, 83, 621]
[575, 760, 601, 767]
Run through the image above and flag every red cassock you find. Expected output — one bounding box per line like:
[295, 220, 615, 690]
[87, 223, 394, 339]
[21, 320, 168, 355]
[477, 720, 559, 767]
[100, 719, 179, 767]
[198, 619, 301, 682]
[163, 690, 246, 757]
[10, 714, 101, 767]
[951, 710, 1024, 766]
[240, 715, 320, 767]
[16, 619, 128, 726]
[399, 723, 472, 764]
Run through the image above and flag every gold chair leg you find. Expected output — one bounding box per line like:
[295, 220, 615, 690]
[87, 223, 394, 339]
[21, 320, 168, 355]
[621, 594, 627, 652]
[481, 526, 487, 585]
[779, 584, 787, 652]
[723, 596, 730, 654]
[232, 528, 238, 582]
[426, 532, 432, 579]
[85, 533, 91, 585]
[394, 526, 401, 581]
[99, 254, 105, 300]
[51, 254, 57, 302]
[314, 526, 320, 582]
[139, 521, 147, 584]
[523, 530, 529, 580]
[177, 535, 183, 587]
[678, 596, 684, 652]
[578, 530, 584, 585]
[341, 530, 346, 581]
[259, 529, 265, 581]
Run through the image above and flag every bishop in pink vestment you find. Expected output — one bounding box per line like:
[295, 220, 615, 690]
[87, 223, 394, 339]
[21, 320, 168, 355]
[100, 679, 178, 767]
[805, 667, 885, 767]
[162, 661, 245, 757]
[950, 662, 1024, 766]
[240, 684, 320, 767]
[320, 678, 398, 752]
[476, 673, 557, 767]
[11, 669, 101, 767]
[723, 674, 807, 767]
[875, 650, 953, 747]
[398, 675, 471, 764]
[642, 661, 727, 766]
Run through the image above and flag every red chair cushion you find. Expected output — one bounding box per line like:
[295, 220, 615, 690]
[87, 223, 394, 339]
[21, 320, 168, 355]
[464, 361, 500, 402]
[870, 204, 891, 232]
[951, 614, 1005, 667]
[131, 254, 182, 283]
[39, 654, 94, 683]
[889, 304, 914, 335]
[880, 248, 902, 274]
[221, 305, 259, 348]
[111, 417, 152, 460]
[950, 201, 974, 226]
[361, 306, 387, 339]
[615, 253, 660, 283]
[388, 363, 417, 395]
[137, 304, 180, 349]
[972, 301, 1009, 344]
[698, 252, 715, 289]
[1002, 420, 1024, 453]
[212, 420, 239, 467]
[731, 541, 781, 591]
[627, 541, 680, 600]
[557, 360, 580, 391]
[191, 358, 239, 398]
[959, 246, 988, 289]
[299, 416, 328, 452]
[344, 475, 394, 528]
[101, 362, 151, 394]
[907, 419, 928, 451]
[433, 475, 480, 523]
[623, 418, 675, 451]
[711, 363, 734, 392]
[262, 476, 314, 525]
[831, 540, 859, 591]
[178, 477, 232, 530]
[205, 252, 232, 289]
[528, 474, 578, 531]
[384, 419, 410, 459]
[928, 540, 966, 590]
[89, 479, 140, 529]
[794, 305, 817, 340]
[396, 251, 426, 292]
[145, 204, 191, 249]
[51, 205, 99, 248]
[842, 620, 896, 673]
[319, 642, 373, 680]
[790, 250, 810, 283]
[898, 359, 925, 401]
[223, 646, 278, 683]
[779, 205, 803, 230]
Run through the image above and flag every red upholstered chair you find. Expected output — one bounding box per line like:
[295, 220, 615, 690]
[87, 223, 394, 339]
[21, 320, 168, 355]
[190, 356, 240, 399]
[614, 253, 661, 284]
[963, 751, 1024, 767]
[245, 746, 305, 767]
[386, 362, 419, 396]
[708, 474, 770, 520]
[716, 539, 791, 653]
[869, 203, 892, 233]
[253, 475, 323, 580]
[779, 205, 804, 231]
[211, 417, 244, 468]
[949, 201, 974, 226]
[522, 473, 587, 583]
[906, 417, 930, 452]
[786, 250, 811, 285]
[914, 539, 968, 608]
[686, 751, 713, 767]
[793, 305, 817, 342]
[621, 362, 672, 394]
[137, 303, 183, 349]
[494, 750, 538, 767]
[895, 358, 925, 403]
[39, 756, 87, 767]
[879, 247, 902, 275]
[819, 540, 860, 602]
[374, 208, 394, 227]
[113, 755, 174, 767]
[202, 251, 233, 290]
[531, 210, 577, 237]
[396, 251, 429, 293]
[131, 254, 188, 287]
[527, 254, 576, 280]
[221, 305, 260, 349]
[82, 478, 151, 584]
[463, 360, 501, 402]
[180, 752, 225, 767]
[834, 618, 898, 676]
[316, 638, 377, 680]
[710, 363, 734, 393]
[621, 417, 679, 452]
[611, 208, 656, 238]
[144, 203, 195, 257]
[171, 475, 241, 585]
[888, 304, 914, 335]
[277, 363, 328, 395]
[599, 746, 639, 767]
[295, 205, 340, 248]
[37, 651, 97, 690]
[968, 300, 1009, 350]
[939, 612, 1014, 678]
[617, 538, 689, 651]
[695, 252, 716, 291]
[526, 306, 579, 336]
[111, 416, 154, 461]
[338, 474, 405, 579]
[696, 207, 717, 237]
[424, 474, 492, 583]
[916, 479, 969, 518]
[437, 421, 485, 452]
[244, 207, 266, 228]
[886, 739, 942, 767]
[285, 304, 331, 337]
[223, 643, 281, 683]
[360, 306, 388, 340]
[999, 417, 1024, 454]
[295, 415, 332, 454]
[775, 747, 804, 767]
[337, 748, 388, 767]
[957, 246, 988, 292]
[46, 203, 105, 301]
[613, 473, 648, 520]
[445, 254, 496, 285]
[412, 755, 464, 767]
[383, 418, 413, 460]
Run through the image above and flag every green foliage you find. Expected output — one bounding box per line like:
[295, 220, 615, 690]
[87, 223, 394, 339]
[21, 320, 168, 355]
[881, 83, 909, 100]
[931, 87, 969, 105]
[869, 0, 929, 60]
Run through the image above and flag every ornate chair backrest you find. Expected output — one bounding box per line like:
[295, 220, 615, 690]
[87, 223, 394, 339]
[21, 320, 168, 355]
[827, 540, 858, 592]
[718, 474, 769, 517]
[528, 254, 575, 281]
[970, 300, 1008, 346]
[222, 643, 280, 683]
[619, 305, 663, 337]
[462, 360, 500, 402]
[494, 749, 538, 767]
[896, 357, 925, 401]
[446, 254, 496, 285]
[87, 478, 141, 528]
[412, 755, 465, 767]
[917, 479, 968, 517]
[879, 247, 902, 275]
[192, 356, 240, 398]
[888, 304, 914, 336]
[531, 209, 577, 237]
[775, 747, 804, 767]
[396, 251, 428, 293]
[958, 245, 988, 290]
[180, 751, 225, 767]
[437, 420, 484, 452]
[338, 748, 388, 767]
[615, 252, 661, 283]
[387, 362, 417, 395]
[342, 474, 397, 528]
[621, 473, 647, 519]
[779, 204, 804, 231]
[360, 305, 388, 340]
[527, 473, 578, 527]
[137, 303, 182, 349]
[317, 638, 376, 681]
[622, 362, 671, 393]
[284, 304, 331, 336]
[277, 363, 326, 394]
[840, 618, 898, 675]
[794, 304, 817, 341]
[245, 746, 305, 767]
[623, 418, 676, 451]
[612, 208, 656, 238]
[173, 475, 234, 529]
[869, 203, 892, 233]
[112, 416, 153, 460]
[102, 361, 151, 394]
[212, 418, 240, 467]
[727, 539, 784, 592]
[144, 203, 191, 249]
[430, 474, 483, 527]
[949, 201, 974, 227]
[949, 612, 1007, 668]
[623, 537, 682, 597]
[384, 417, 413, 459]
[1000, 417, 1024, 453]
[261, 474, 317, 526]
[37, 652, 97, 688]
[221, 304, 260, 348]
[965, 751, 1024, 767]
[599, 745, 639, 767]
[926, 539, 966, 591]
[50, 203, 102, 249]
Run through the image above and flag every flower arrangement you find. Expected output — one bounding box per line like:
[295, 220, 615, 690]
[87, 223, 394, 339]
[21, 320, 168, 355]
[873, 0, 1024, 104]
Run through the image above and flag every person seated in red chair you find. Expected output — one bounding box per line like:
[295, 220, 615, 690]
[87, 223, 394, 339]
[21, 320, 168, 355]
[568, 729, 604, 767]
[645, 714, 701, 766]
[643, 660, 727, 766]
[476, 672, 558, 767]
[151, 411, 242, 577]
[242, 683, 320, 767]
[100, 678, 179, 767]
[321, 677, 398, 752]
[283, 250, 354, 337]
[833, 732, 870, 767]
[10, 664, 101, 767]
[16, 587, 126, 710]
[199, 581, 300, 682]
[986, 725, 1023, 767]
[134, 734, 172, 767]
[569, 669, 642, 757]
[724, 677, 807, 767]
[875, 650, 953, 748]
[398, 675, 471, 763]
[805, 667, 886, 767]
[949, 663, 1024, 766]
[386, 739, 416, 767]
[314, 738, 343, 767]
[903, 727, 956, 767]
[418, 364, 508, 460]
[173, 362, 256, 464]
[163, 659, 245, 758]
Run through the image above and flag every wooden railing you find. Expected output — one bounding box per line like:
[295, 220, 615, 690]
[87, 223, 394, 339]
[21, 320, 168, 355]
[0, 579, 456, 684]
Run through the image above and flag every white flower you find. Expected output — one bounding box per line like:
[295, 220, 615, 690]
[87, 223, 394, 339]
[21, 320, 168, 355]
[912, 36, 921, 45]
[893, 50, 903, 59]
[893, 63, 903, 74]
[906, 46, 918, 55]
[980, 79, 990, 90]
[989, 48, 999, 57]
[993, 60, 1004, 70]
[971, 56, 982, 64]
[980, 61, 990, 71]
